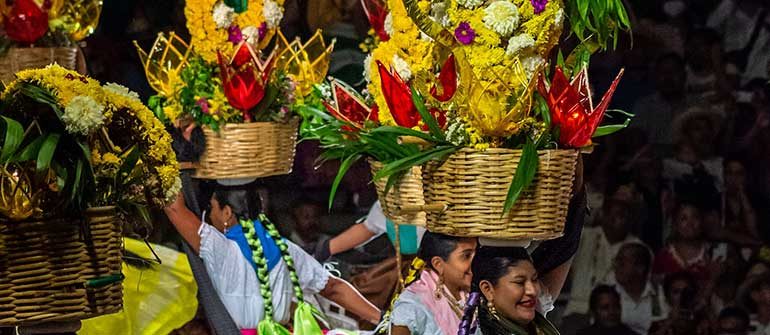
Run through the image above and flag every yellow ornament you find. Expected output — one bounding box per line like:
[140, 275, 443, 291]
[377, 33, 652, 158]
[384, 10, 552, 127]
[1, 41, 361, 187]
[275, 30, 334, 97]
[48, 0, 102, 41]
[0, 167, 43, 221]
[133, 32, 192, 98]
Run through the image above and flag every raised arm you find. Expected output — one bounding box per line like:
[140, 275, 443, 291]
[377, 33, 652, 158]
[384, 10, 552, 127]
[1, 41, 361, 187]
[164, 194, 204, 253]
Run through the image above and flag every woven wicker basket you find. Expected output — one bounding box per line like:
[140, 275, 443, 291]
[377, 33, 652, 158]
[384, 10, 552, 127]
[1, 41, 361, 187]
[369, 160, 426, 226]
[421, 148, 579, 240]
[0, 206, 124, 325]
[195, 120, 300, 179]
[0, 47, 79, 84]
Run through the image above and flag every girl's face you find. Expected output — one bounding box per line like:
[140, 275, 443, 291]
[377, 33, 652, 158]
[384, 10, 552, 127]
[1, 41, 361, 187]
[481, 260, 540, 326]
[208, 197, 232, 233]
[433, 238, 477, 294]
[675, 205, 702, 241]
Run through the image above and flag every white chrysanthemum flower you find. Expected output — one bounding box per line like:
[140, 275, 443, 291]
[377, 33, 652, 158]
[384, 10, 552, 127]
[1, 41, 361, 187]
[521, 55, 545, 78]
[384, 13, 394, 36]
[165, 176, 182, 203]
[263, 0, 283, 28]
[392, 54, 412, 81]
[457, 0, 484, 9]
[506, 33, 535, 56]
[62, 96, 105, 135]
[363, 54, 373, 82]
[242, 26, 260, 46]
[555, 9, 564, 26]
[212, 1, 235, 29]
[104, 83, 140, 100]
[318, 82, 332, 99]
[484, 1, 520, 37]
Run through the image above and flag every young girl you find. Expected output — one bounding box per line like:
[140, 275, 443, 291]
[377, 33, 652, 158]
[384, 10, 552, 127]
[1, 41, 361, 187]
[459, 246, 558, 335]
[388, 232, 477, 335]
[164, 184, 380, 333]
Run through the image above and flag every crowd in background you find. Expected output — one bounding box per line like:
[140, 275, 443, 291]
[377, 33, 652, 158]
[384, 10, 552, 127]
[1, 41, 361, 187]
[82, 0, 770, 334]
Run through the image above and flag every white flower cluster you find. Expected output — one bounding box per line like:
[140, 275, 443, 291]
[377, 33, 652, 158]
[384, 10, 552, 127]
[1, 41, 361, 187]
[506, 33, 535, 56]
[431, 3, 452, 27]
[521, 55, 545, 79]
[165, 176, 182, 203]
[363, 54, 373, 82]
[484, 1, 520, 37]
[457, 0, 484, 9]
[384, 13, 394, 37]
[62, 96, 105, 136]
[263, 0, 284, 29]
[212, 1, 235, 29]
[242, 26, 260, 46]
[391, 54, 413, 81]
[445, 115, 469, 146]
[103, 83, 140, 100]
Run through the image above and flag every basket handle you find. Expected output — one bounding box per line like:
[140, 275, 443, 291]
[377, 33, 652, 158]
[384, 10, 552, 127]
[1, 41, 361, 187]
[398, 203, 447, 214]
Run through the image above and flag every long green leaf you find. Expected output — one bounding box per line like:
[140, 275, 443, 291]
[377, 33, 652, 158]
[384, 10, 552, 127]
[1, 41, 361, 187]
[328, 154, 362, 209]
[411, 87, 444, 141]
[502, 140, 539, 216]
[592, 118, 631, 138]
[578, 0, 589, 20]
[0, 116, 23, 163]
[36, 133, 60, 173]
[15, 136, 45, 162]
[373, 145, 458, 181]
[370, 126, 441, 143]
[71, 158, 83, 203]
[116, 145, 141, 188]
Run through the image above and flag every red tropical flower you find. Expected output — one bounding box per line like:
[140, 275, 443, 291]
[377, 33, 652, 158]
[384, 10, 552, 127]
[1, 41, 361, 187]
[323, 79, 378, 131]
[361, 0, 390, 41]
[217, 42, 274, 121]
[537, 66, 624, 148]
[430, 54, 458, 102]
[3, 0, 48, 43]
[376, 60, 420, 128]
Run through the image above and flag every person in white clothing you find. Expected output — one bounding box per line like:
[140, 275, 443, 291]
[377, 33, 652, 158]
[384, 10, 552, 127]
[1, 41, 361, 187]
[164, 184, 380, 333]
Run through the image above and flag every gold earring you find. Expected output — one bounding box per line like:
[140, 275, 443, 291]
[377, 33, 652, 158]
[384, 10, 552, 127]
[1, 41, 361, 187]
[487, 301, 500, 320]
[435, 275, 444, 300]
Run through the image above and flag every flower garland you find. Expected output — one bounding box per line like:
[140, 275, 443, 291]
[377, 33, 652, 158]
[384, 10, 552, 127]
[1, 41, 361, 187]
[185, 0, 285, 63]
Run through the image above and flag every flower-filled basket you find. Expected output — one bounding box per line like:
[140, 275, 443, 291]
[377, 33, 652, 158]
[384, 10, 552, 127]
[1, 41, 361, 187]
[136, 0, 334, 179]
[345, 0, 633, 240]
[0, 65, 180, 325]
[0, 0, 102, 82]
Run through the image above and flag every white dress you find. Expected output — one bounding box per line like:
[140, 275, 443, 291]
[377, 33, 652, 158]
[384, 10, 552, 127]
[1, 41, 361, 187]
[198, 223, 331, 329]
[390, 290, 444, 335]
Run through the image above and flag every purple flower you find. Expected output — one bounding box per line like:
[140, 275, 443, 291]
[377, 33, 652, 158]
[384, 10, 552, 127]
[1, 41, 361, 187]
[531, 0, 548, 14]
[258, 22, 268, 40]
[228, 25, 243, 44]
[196, 98, 210, 114]
[454, 22, 476, 45]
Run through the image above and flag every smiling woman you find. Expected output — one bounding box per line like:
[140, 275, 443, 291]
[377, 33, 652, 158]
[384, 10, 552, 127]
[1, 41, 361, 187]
[459, 247, 559, 335]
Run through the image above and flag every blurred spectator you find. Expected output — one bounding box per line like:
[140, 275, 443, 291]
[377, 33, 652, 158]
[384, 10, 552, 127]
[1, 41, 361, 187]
[707, 0, 770, 83]
[716, 157, 762, 247]
[716, 307, 752, 335]
[650, 271, 709, 335]
[603, 242, 667, 335]
[289, 197, 329, 251]
[665, 108, 725, 192]
[685, 28, 731, 106]
[575, 285, 640, 335]
[653, 201, 727, 286]
[740, 274, 770, 335]
[631, 53, 687, 150]
[561, 199, 642, 331]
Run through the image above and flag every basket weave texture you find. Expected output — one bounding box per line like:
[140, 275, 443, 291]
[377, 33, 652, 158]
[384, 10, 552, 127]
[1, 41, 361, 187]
[369, 160, 426, 226]
[0, 206, 123, 325]
[422, 148, 579, 240]
[195, 120, 299, 179]
[0, 47, 78, 84]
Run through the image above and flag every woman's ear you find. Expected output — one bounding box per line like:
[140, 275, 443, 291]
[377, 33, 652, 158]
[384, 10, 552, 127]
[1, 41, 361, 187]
[479, 280, 495, 302]
[223, 205, 234, 224]
[431, 256, 445, 276]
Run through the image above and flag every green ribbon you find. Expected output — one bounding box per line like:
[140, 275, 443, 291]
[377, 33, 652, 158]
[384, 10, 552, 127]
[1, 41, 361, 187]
[293, 302, 325, 335]
[258, 319, 291, 335]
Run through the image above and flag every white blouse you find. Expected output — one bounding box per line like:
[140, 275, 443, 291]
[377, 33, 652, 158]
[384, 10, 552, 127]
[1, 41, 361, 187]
[198, 223, 331, 329]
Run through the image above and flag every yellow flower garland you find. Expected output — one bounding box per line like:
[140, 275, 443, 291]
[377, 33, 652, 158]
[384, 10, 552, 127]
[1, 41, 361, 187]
[185, 0, 285, 63]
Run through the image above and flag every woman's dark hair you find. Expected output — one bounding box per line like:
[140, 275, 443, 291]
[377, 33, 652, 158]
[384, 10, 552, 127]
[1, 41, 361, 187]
[417, 232, 465, 271]
[589, 285, 620, 313]
[458, 247, 533, 335]
[663, 271, 696, 302]
[211, 183, 262, 220]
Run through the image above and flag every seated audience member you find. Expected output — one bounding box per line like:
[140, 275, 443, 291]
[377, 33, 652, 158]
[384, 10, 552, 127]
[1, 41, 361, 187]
[742, 274, 770, 335]
[649, 272, 710, 335]
[576, 285, 640, 335]
[289, 197, 329, 252]
[604, 242, 667, 335]
[717, 307, 752, 335]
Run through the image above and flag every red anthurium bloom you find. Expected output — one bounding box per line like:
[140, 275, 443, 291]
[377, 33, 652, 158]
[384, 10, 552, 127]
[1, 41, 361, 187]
[4, 0, 48, 43]
[430, 54, 458, 102]
[537, 66, 624, 148]
[323, 79, 378, 131]
[361, 0, 390, 41]
[217, 42, 274, 121]
[376, 60, 420, 128]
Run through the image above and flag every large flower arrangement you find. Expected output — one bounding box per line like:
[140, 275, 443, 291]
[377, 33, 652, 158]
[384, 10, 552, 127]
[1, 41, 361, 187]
[0, 64, 179, 222]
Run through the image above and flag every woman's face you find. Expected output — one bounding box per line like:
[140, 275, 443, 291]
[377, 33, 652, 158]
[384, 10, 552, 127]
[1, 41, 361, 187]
[434, 238, 477, 293]
[482, 261, 540, 326]
[675, 205, 702, 241]
[594, 292, 622, 328]
[208, 197, 231, 233]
